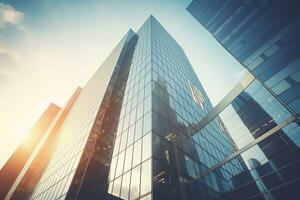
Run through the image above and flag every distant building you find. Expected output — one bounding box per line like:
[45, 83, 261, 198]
[3, 14, 300, 200]
[4, 87, 81, 200]
[0, 103, 61, 199]
[22, 16, 246, 200]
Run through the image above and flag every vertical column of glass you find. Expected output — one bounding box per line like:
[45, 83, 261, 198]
[149, 16, 218, 200]
[107, 19, 153, 200]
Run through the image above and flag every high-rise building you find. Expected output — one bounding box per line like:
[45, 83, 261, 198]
[187, 0, 300, 116]
[0, 103, 61, 200]
[186, 2, 300, 198]
[1, 88, 81, 200]
[24, 27, 139, 200]
[4, 15, 300, 200]
[106, 16, 245, 200]
[5, 87, 81, 200]
[12, 16, 246, 200]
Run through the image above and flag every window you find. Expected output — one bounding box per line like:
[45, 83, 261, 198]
[115, 151, 125, 178]
[113, 136, 121, 156]
[129, 108, 137, 126]
[144, 95, 151, 114]
[291, 70, 300, 82]
[248, 56, 264, 70]
[132, 140, 142, 167]
[264, 43, 280, 57]
[143, 112, 152, 135]
[127, 125, 135, 147]
[130, 166, 141, 199]
[120, 131, 128, 152]
[109, 157, 117, 181]
[188, 82, 205, 109]
[135, 118, 143, 141]
[272, 80, 291, 95]
[120, 172, 131, 199]
[112, 176, 122, 197]
[137, 103, 144, 120]
[140, 159, 152, 195]
[124, 145, 133, 172]
[142, 133, 152, 161]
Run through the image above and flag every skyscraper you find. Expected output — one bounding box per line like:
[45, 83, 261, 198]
[4, 87, 81, 200]
[4, 14, 300, 200]
[20, 28, 137, 200]
[187, 0, 300, 116]
[0, 103, 61, 200]
[106, 16, 243, 200]
[11, 16, 244, 200]
[186, 2, 300, 198]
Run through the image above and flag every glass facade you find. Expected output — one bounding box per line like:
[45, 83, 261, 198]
[27, 30, 135, 200]
[190, 79, 300, 200]
[5, 88, 81, 200]
[14, 14, 300, 200]
[0, 103, 61, 200]
[107, 16, 244, 200]
[107, 16, 300, 200]
[187, 0, 300, 115]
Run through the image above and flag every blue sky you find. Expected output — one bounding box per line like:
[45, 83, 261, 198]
[0, 0, 245, 168]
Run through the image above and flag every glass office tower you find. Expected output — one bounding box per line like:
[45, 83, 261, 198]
[187, 0, 300, 116]
[23, 16, 249, 200]
[0, 103, 60, 200]
[186, 2, 300, 198]
[26, 29, 138, 200]
[6, 88, 81, 200]
[106, 16, 250, 200]
[9, 15, 299, 200]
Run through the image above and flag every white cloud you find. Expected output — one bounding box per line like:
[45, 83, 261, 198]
[0, 3, 25, 79]
[0, 3, 24, 27]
